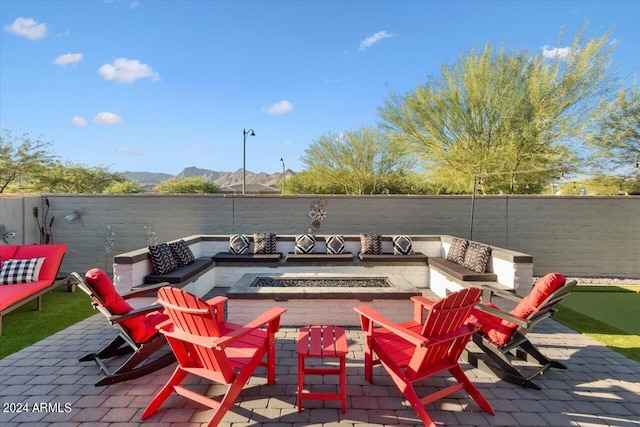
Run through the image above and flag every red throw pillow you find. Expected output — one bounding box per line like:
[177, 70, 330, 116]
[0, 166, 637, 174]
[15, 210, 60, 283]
[85, 268, 166, 343]
[510, 273, 565, 320]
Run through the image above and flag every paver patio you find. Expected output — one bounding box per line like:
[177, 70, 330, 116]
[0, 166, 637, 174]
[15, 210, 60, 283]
[1, 290, 640, 427]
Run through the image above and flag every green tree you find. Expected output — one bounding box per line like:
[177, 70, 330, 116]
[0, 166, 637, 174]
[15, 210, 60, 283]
[103, 180, 145, 194]
[294, 127, 414, 194]
[0, 130, 57, 193]
[587, 87, 640, 175]
[30, 162, 126, 193]
[154, 176, 218, 194]
[379, 27, 616, 194]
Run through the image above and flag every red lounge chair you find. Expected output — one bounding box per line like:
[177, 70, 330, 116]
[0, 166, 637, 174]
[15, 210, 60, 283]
[466, 273, 577, 389]
[73, 269, 175, 386]
[354, 288, 494, 427]
[142, 287, 286, 427]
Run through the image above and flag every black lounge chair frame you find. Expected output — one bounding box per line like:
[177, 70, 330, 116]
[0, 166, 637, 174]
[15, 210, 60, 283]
[465, 279, 577, 390]
[72, 272, 175, 386]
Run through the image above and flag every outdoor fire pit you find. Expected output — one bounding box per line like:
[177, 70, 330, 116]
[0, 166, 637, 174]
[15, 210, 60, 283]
[226, 273, 423, 326]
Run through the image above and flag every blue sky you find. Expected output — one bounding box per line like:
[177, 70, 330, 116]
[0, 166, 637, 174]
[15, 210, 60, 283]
[1, 1, 639, 175]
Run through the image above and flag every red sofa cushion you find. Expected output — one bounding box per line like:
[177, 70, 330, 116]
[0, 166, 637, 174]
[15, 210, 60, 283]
[0, 281, 51, 312]
[13, 244, 67, 283]
[85, 268, 167, 343]
[0, 245, 19, 262]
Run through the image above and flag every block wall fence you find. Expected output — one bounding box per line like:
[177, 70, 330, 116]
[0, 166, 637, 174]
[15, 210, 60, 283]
[0, 194, 638, 279]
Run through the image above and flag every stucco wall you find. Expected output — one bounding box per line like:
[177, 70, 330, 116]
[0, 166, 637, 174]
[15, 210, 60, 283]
[0, 194, 638, 278]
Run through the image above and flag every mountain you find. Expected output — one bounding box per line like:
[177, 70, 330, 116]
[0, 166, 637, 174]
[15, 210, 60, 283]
[121, 167, 295, 191]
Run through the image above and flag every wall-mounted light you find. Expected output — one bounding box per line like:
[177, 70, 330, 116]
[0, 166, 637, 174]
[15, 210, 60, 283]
[64, 209, 81, 222]
[0, 225, 17, 243]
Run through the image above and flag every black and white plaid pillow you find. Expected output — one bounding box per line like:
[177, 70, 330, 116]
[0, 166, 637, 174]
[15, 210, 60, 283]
[0, 257, 45, 284]
[326, 235, 345, 254]
[169, 240, 196, 267]
[392, 235, 414, 255]
[295, 234, 316, 254]
[254, 233, 277, 254]
[148, 243, 178, 275]
[229, 234, 249, 255]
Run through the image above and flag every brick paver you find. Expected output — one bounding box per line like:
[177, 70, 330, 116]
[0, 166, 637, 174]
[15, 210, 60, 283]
[1, 308, 640, 426]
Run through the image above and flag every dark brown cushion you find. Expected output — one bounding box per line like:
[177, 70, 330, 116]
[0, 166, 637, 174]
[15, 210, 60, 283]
[286, 252, 354, 262]
[144, 258, 213, 284]
[358, 252, 428, 262]
[212, 252, 282, 262]
[429, 257, 497, 281]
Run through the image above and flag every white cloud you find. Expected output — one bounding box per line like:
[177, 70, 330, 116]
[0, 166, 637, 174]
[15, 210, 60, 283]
[359, 30, 395, 51]
[262, 100, 293, 115]
[93, 112, 122, 125]
[280, 141, 292, 148]
[53, 53, 83, 66]
[71, 116, 88, 127]
[541, 45, 573, 60]
[4, 17, 48, 40]
[98, 58, 160, 83]
[116, 147, 140, 155]
[186, 143, 199, 150]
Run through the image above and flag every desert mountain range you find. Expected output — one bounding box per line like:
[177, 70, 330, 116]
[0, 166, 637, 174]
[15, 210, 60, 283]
[122, 166, 295, 190]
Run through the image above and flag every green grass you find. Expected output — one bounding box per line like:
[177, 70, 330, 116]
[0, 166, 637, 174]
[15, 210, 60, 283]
[0, 285, 95, 358]
[554, 286, 640, 363]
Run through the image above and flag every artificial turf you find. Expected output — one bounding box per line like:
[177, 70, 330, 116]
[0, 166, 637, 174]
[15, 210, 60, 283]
[0, 284, 96, 359]
[554, 285, 640, 363]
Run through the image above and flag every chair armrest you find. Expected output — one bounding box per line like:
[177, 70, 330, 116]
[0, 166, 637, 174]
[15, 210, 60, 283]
[474, 304, 529, 328]
[107, 304, 163, 324]
[122, 283, 170, 299]
[354, 305, 428, 347]
[481, 284, 522, 303]
[411, 295, 436, 310]
[213, 307, 287, 348]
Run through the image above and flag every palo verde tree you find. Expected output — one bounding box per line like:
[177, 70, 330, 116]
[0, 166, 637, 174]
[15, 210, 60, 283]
[291, 127, 414, 195]
[0, 130, 57, 193]
[587, 86, 640, 178]
[379, 26, 616, 194]
[30, 162, 127, 193]
[154, 176, 218, 194]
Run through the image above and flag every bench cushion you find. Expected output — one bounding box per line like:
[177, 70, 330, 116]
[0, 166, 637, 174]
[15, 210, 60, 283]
[212, 252, 282, 262]
[429, 257, 497, 281]
[286, 252, 354, 262]
[358, 252, 428, 262]
[144, 257, 214, 284]
[0, 281, 52, 312]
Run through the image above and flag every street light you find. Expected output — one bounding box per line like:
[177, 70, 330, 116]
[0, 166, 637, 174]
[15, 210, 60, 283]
[242, 128, 255, 194]
[280, 157, 285, 195]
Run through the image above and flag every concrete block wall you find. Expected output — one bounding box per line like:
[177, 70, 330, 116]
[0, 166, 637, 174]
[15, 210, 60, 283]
[1, 194, 638, 278]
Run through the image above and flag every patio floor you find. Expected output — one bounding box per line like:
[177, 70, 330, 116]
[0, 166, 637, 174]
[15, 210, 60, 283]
[1, 290, 640, 427]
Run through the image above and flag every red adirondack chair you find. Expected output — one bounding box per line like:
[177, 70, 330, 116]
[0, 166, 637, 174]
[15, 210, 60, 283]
[142, 287, 286, 427]
[354, 288, 494, 427]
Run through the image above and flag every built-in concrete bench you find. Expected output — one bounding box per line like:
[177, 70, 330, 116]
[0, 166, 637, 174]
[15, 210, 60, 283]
[112, 234, 534, 298]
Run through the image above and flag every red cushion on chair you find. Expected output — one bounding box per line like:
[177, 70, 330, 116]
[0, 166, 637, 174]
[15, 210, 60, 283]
[469, 302, 515, 346]
[85, 268, 166, 343]
[510, 273, 565, 319]
[469, 273, 566, 346]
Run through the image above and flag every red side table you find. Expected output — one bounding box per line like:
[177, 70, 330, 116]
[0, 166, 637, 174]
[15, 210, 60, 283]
[296, 325, 348, 413]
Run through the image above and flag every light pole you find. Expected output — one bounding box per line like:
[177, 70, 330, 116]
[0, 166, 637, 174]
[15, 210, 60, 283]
[280, 157, 285, 195]
[242, 128, 255, 194]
